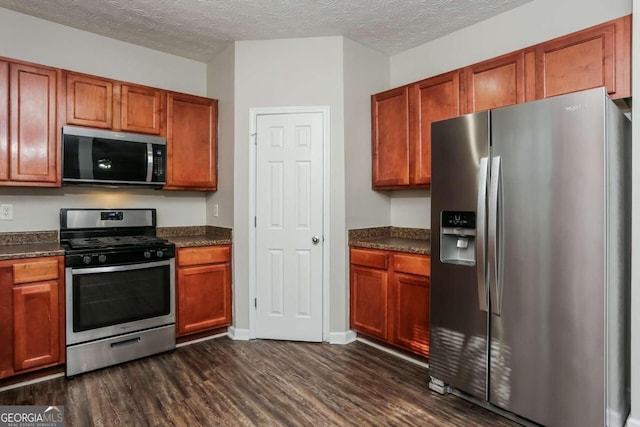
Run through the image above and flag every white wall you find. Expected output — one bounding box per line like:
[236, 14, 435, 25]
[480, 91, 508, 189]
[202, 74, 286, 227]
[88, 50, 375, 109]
[206, 44, 235, 228]
[628, 6, 640, 427]
[389, 190, 430, 229]
[343, 38, 391, 229]
[0, 8, 206, 95]
[387, 0, 632, 231]
[0, 187, 206, 231]
[233, 37, 346, 333]
[0, 7, 209, 233]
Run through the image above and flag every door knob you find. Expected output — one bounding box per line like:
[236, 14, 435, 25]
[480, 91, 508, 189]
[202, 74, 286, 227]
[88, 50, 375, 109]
[312, 236, 320, 244]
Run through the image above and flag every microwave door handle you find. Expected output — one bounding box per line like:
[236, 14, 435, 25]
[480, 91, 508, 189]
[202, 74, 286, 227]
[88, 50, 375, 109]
[476, 157, 489, 312]
[146, 143, 153, 182]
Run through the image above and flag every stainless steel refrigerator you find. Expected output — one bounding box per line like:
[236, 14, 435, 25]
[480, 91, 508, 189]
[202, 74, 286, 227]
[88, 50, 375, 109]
[429, 87, 630, 427]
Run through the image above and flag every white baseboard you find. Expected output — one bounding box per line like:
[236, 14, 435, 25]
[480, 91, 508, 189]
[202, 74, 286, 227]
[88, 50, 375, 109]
[328, 330, 357, 345]
[227, 326, 251, 341]
[626, 415, 640, 427]
[356, 337, 429, 370]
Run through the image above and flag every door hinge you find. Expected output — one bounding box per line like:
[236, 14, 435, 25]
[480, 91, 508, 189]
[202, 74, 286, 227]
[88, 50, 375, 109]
[254, 298, 257, 309]
[251, 133, 257, 145]
[254, 216, 257, 227]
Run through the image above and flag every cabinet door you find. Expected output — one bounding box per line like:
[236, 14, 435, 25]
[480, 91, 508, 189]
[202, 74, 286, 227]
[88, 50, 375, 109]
[9, 63, 59, 184]
[0, 61, 8, 182]
[66, 73, 113, 129]
[371, 86, 410, 189]
[0, 265, 13, 378]
[13, 281, 60, 371]
[350, 265, 388, 340]
[121, 84, 165, 135]
[412, 71, 461, 186]
[464, 52, 524, 113]
[177, 263, 231, 336]
[534, 15, 630, 100]
[390, 272, 430, 357]
[166, 93, 217, 190]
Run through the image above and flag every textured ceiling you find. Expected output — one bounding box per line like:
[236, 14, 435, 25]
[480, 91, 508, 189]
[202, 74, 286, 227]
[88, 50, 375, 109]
[0, 0, 533, 62]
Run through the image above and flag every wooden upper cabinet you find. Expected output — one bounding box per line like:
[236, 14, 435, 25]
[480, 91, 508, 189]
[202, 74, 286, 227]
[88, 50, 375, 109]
[411, 71, 461, 186]
[371, 86, 410, 189]
[65, 72, 165, 135]
[0, 61, 8, 182]
[8, 63, 59, 185]
[166, 92, 218, 190]
[464, 51, 525, 113]
[120, 84, 165, 135]
[66, 73, 113, 129]
[533, 15, 631, 100]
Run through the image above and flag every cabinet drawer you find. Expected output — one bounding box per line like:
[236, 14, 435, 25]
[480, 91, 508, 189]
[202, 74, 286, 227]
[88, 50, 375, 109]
[393, 253, 430, 277]
[13, 259, 59, 284]
[178, 246, 230, 267]
[350, 248, 388, 269]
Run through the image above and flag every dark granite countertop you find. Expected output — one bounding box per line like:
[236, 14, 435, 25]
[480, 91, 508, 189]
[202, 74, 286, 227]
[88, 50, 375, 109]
[348, 226, 430, 255]
[158, 226, 232, 248]
[0, 231, 64, 261]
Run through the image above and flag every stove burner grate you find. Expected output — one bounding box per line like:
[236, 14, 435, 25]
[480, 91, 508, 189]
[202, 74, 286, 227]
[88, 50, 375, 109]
[68, 235, 165, 249]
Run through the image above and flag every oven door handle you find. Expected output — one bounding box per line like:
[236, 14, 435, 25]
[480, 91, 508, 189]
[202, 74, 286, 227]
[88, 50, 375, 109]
[70, 259, 172, 275]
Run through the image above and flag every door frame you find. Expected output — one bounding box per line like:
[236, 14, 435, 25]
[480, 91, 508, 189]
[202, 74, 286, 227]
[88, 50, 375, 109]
[248, 106, 331, 341]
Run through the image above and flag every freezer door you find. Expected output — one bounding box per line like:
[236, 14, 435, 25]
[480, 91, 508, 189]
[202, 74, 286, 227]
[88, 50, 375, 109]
[488, 88, 607, 426]
[430, 112, 490, 400]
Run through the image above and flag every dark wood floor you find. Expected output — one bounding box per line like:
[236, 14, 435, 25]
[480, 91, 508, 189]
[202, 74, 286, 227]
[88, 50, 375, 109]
[0, 338, 517, 426]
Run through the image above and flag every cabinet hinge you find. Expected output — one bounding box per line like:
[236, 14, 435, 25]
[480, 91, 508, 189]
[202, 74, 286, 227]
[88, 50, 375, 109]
[254, 298, 257, 309]
[251, 133, 257, 145]
[254, 216, 257, 227]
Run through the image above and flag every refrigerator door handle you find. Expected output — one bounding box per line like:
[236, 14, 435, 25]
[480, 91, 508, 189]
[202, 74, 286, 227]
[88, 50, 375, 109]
[489, 156, 502, 315]
[476, 157, 489, 312]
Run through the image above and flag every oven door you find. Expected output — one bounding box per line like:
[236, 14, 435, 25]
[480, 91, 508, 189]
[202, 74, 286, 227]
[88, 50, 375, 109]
[66, 259, 175, 345]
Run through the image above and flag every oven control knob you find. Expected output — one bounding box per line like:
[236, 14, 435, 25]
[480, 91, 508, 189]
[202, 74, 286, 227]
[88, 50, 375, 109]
[144, 251, 152, 259]
[156, 250, 164, 258]
[82, 256, 92, 265]
[98, 254, 107, 263]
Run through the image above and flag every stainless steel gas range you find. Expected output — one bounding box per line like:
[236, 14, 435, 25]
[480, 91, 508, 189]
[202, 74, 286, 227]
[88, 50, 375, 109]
[60, 208, 176, 377]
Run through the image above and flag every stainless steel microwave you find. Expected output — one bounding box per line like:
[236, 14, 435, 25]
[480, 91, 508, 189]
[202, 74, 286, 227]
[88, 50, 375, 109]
[62, 125, 166, 187]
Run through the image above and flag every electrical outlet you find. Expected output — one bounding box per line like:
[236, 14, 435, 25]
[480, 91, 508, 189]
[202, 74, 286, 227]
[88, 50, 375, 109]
[0, 204, 13, 220]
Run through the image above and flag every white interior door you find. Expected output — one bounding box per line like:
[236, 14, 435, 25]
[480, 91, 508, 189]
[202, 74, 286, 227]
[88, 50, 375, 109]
[255, 112, 324, 341]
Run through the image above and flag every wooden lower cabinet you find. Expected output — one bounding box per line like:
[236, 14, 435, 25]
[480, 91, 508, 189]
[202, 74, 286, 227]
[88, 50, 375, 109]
[350, 248, 430, 358]
[390, 272, 430, 357]
[0, 256, 65, 379]
[13, 281, 60, 370]
[350, 265, 388, 340]
[176, 245, 232, 337]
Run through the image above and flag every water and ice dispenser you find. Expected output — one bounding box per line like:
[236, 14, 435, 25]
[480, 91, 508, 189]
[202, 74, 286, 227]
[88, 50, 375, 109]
[440, 211, 476, 266]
